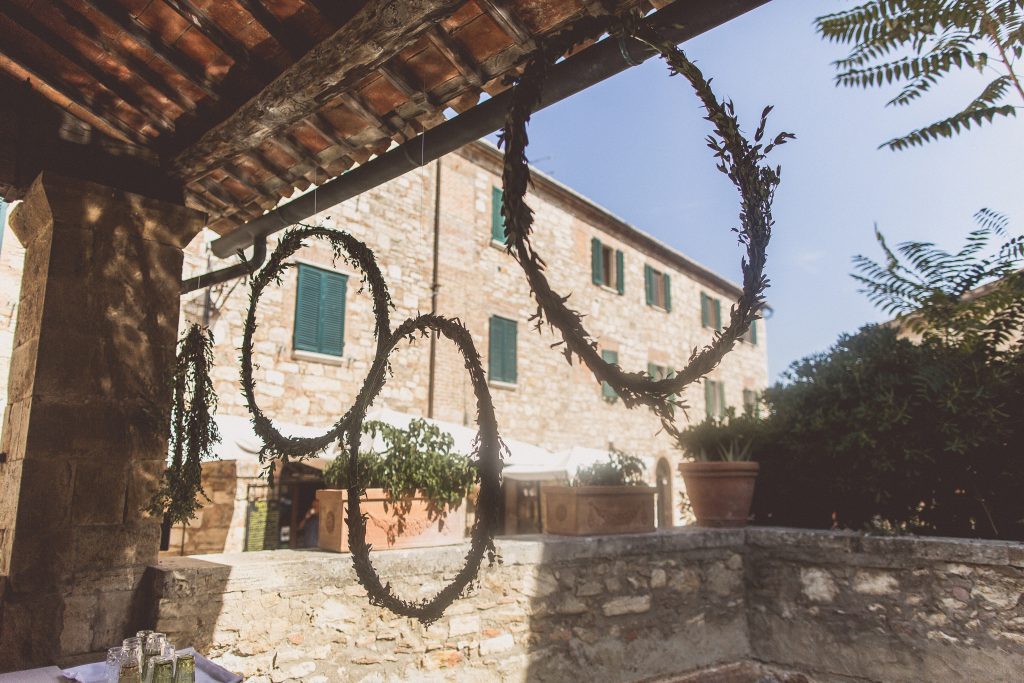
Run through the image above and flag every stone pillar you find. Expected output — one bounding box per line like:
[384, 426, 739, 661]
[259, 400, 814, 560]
[0, 173, 204, 670]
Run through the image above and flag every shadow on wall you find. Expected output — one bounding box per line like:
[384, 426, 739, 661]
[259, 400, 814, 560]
[144, 557, 231, 655]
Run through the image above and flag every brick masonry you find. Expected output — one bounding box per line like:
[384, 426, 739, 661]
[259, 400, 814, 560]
[147, 527, 1024, 682]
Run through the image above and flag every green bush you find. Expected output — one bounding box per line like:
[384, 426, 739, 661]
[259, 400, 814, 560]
[754, 325, 1024, 540]
[324, 418, 475, 513]
[572, 449, 646, 487]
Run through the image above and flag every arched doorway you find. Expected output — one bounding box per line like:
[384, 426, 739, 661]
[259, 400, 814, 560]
[656, 458, 674, 528]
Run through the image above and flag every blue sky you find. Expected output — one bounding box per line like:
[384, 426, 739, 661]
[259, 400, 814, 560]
[494, 0, 1024, 381]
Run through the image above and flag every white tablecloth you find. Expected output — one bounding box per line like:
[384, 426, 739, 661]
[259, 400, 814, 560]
[60, 648, 241, 683]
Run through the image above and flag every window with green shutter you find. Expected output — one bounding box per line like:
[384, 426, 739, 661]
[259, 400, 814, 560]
[742, 388, 760, 417]
[293, 264, 348, 357]
[700, 292, 722, 330]
[491, 186, 506, 244]
[601, 349, 618, 400]
[644, 265, 671, 310]
[742, 320, 758, 345]
[704, 379, 726, 419]
[488, 315, 517, 384]
[591, 237, 624, 293]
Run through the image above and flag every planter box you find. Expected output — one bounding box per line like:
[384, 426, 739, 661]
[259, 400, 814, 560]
[679, 461, 759, 528]
[315, 488, 466, 552]
[540, 485, 656, 536]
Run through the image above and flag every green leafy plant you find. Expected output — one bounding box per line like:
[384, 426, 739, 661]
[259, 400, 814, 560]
[149, 324, 221, 526]
[669, 409, 763, 463]
[324, 418, 475, 514]
[853, 209, 1024, 354]
[817, 1, 1024, 151]
[572, 449, 647, 486]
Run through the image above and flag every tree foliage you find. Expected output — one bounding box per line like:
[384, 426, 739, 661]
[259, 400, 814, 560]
[817, 1, 1024, 150]
[852, 208, 1024, 353]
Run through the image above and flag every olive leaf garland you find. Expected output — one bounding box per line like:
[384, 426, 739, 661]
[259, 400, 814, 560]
[500, 14, 791, 423]
[150, 323, 221, 526]
[164, 10, 790, 625]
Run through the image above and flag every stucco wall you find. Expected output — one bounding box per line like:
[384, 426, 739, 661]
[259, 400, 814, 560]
[147, 528, 1024, 683]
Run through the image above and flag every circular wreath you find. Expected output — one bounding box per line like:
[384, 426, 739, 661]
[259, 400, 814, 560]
[343, 313, 503, 624]
[499, 15, 791, 420]
[240, 225, 393, 472]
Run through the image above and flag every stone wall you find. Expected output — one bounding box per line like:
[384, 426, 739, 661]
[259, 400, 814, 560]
[146, 528, 1024, 682]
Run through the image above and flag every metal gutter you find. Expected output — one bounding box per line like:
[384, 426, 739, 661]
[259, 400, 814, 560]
[181, 235, 267, 294]
[209, 0, 769, 259]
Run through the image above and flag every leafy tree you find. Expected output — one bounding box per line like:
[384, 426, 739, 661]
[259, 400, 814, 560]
[852, 208, 1024, 354]
[817, 1, 1024, 150]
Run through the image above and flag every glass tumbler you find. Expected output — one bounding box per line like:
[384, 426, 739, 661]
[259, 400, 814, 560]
[117, 649, 142, 683]
[121, 638, 143, 671]
[105, 646, 124, 683]
[149, 656, 175, 683]
[173, 653, 195, 683]
[143, 632, 167, 680]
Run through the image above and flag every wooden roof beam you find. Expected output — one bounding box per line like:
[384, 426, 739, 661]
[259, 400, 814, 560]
[233, 0, 310, 60]
[477, 0, 534, 48]
[0, 42, 146, 145]
[161, 0, 254, 69]
[337, 91, 407, 142]
[173, 0, 466, 177]
[424, 26, 484, 88]
[79, 0, 220, 100]
[0, 0, 176, 133]
[49, 0, 198, 113]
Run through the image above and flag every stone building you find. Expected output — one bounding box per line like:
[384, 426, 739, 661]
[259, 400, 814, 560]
[165, 140, 768, 552]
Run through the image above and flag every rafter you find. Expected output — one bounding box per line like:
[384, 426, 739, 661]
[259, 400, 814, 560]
[0, 0, 176, 132]
[161, 0, 254, 68]
[337, 91, 407, 141]
[78, 0, 220, 100]
[50, 0, 199, 112]
[477, 0, 534, 47]
[0, 41, 145, 145]
[424, 26, 484, 88]
[233, 0, 309, 60]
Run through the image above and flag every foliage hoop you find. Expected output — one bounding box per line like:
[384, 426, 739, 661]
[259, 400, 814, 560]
[500, 15, 789, 420]
[343, 313, 503, 625]
[241, 226, 393, 472]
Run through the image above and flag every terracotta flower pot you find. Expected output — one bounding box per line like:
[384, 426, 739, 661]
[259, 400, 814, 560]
[316, 488, 466, 552]
[679, 461, 759, 528]
[540, 485, 656, 536]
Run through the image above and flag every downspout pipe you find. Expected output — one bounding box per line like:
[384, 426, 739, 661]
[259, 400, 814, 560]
[210, 0, 768, 259]
[181, 235, 267, 294]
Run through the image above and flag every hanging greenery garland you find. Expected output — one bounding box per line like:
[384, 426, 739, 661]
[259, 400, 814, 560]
[499, 13, 792, 421]
[229, 9, 790, 624]
[149, 324, 221, 526]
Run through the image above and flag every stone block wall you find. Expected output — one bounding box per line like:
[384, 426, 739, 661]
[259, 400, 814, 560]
[146, 528, 1024, 682]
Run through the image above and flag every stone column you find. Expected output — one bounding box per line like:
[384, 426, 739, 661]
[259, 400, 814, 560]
[0, 173, 204, 670]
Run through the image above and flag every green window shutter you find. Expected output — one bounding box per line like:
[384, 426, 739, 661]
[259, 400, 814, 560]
[704, 380, 715, 419]
[700, 293, 710, 327]
[319, 271, 347, 356]
[749, 320, 758, 345]
[647, 362, 659, 380]
[0, 200, 7, 253]
[615, 250, 624, 295]
[663, 273, 671, 311]
[644, 265, 654, 306]
[714, 298, 723, 331]
[294, 265, 323, 353]
[601, 350, 618, 399]
[503, 317, 517, 383]
[491, 186, 505, 243]
[489, 316, 517, 383]
[719, 381, 727, 417]
[591, 238, 603, 285]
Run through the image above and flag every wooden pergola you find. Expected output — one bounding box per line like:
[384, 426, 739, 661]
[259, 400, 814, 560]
[0, 0, 764, 671]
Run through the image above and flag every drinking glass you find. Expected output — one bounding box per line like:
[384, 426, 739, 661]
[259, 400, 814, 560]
[173, 653, 195, 683]
[121, 638, 143, 671]
[105, 646, 124, 683]
[117, 649, 142, 683]
[143, 632, 167, 680]
[149, 656, 175, 683]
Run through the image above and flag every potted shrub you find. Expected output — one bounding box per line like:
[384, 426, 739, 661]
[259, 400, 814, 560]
[672, 409, 762, 527]
[541, 450, 656, 535]
[316, 418, 475, 552]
